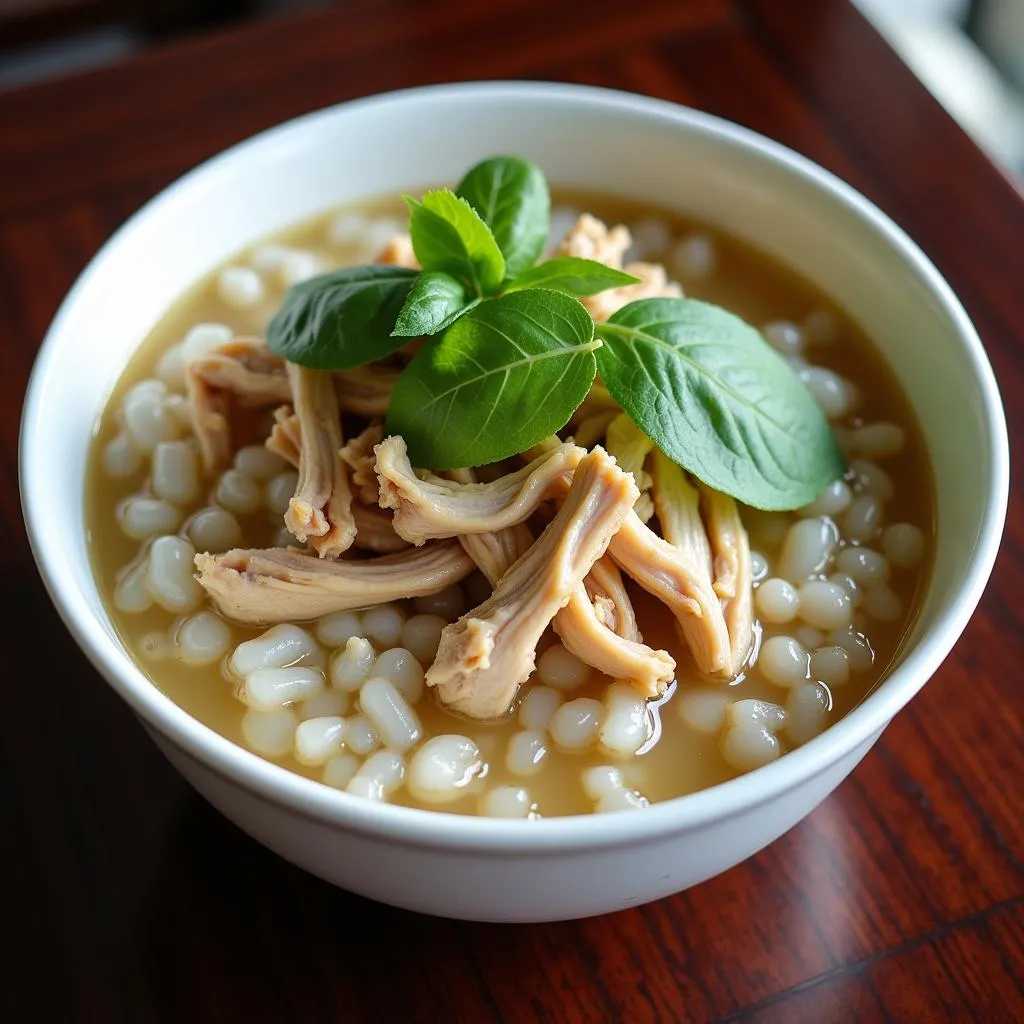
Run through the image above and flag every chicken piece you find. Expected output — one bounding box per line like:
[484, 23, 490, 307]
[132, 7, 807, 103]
[584, 557, 638, 641]
[571, 411, 618, 449]
[590, 594, 617, 631]
[340, 422, 384, 504]
[195, 541, 474, 625]
[265, 405, 300, 465]
[698, 484, 754, 675]
[556, 215, 683, 321]
[375, 436, 583, 545]
[376, 436, 732, 679]
[651, 451, 714, 580]
[606, 413, 653, 490]
[605, 412, 654, 517]
[333, 364, 401, 417]
[445, 467, 534, 588]
[450, 489, 670, 692]
[186, 338, 291, 472]
[585, 262, 683, 323]
[376, 233, 419, 269]
[569, 555, 674, 695]
[186, 371, 232, 473]
[639, 452, 733, 675]
[283, 363, 356, 558]
[558, 213, 631, 270]
[569, 380, 619, 428]
[189, 339, 290, 405]
[427, 448, 639, 719]
[609, 510, 732, 679]
[458, 523, 534, 588]
[632, 493, 655, 524]
[519, 434, 564, 462]
[444, 460, 674, 695]
[352, 503, 412, 554]
[186, 340, 397, 422]
[554, 583, 675, 698]
[270, 413, 403, 554]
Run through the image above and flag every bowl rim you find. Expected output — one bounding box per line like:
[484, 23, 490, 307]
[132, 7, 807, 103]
[20, 80, 1010, 852]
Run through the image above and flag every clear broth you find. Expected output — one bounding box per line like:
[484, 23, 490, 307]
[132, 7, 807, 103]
[85, 188, 934, 816]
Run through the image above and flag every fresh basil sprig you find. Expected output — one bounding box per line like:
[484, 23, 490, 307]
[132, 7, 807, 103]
[266, 153, 844, 508]
[456, 155, 550, 278]
[504, 256, 640, 297]
[267, 265, 417, 370]
[595, 298, 846, 510]
[405, 189, 506, 295]
[386, 290, 600, 469]
[391, 271, 474, 337]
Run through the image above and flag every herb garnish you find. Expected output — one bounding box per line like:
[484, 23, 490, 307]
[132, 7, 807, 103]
[388, 289, 600, 469]
[267, 155, 844, 509]
[595, 299, 845, 509]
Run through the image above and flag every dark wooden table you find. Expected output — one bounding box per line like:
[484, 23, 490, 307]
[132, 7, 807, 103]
[3, 1, 1022, 1020]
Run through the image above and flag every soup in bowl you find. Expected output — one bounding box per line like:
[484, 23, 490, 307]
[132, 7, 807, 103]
[20, 82, 1007, 921]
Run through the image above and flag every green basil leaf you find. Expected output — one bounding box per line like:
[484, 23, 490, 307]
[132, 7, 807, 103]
[406, 189, 506, 295]
[503, 257, 640, 297]
[267, 265, 418, 371]
[595, 298, 845, 510]
[386, 289, 599, 468]
[433, 297, 482, 334]
[392, 271, 471, 337]
[456, 155, 550, 278]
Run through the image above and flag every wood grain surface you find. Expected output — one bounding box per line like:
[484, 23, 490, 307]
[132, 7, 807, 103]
[2, 1, 1022, 1020]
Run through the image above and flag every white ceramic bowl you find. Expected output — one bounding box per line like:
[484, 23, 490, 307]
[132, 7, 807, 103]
[20, 82, 1008, 922]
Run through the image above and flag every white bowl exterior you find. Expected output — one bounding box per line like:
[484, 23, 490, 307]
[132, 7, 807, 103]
[151, 724, 883, 922]
[21, 83, 1008, 920]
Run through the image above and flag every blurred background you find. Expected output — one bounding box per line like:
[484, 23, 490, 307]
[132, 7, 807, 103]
[2, 0, 1023, 184]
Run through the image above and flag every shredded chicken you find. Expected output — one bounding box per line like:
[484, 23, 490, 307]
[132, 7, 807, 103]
[554, 581, 675, 698]
[605, 412, 655, 522]
[458, 523, 534, 587]
[184, 341, 397, 425]
[586, 262, 683, 323]
[376, 233, 418, 268]
[270, 413, 405, 554]
[650, 454, 754, 673]
[183, 338, 403, 476]
[584, 557, 639, 640]
[558, 213, 631, 269]
[698, 484, 754, 675]
[608, 511, 733, 678]
[556, 214, 682, 322]
[376, 437, 737, 679]
[376, 435, 582, 545]
[340, 422, 384, 504]
[194, 541, 474, 625]
[569, 381, 619, 427]
[445, 468, 533, 587]
[283, 363, 356, 558]
[571, 411, 618, 448]
[265, 405, 300, 465]
[352, 503, 412, 554]
[333, 364, 400, 417]
[651, 451, 714, 580]
[445, 465, 669, 692]
[519, 435, 564, 462]
[632, 494, 655, 523]
[187, 338, 291, 472]
[179, 207, 753, 709]
[186, 369, 231, 473]
[189, 339, 289, 403]
[427, 448, 639, 719]
[614, 452, 737, 675]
